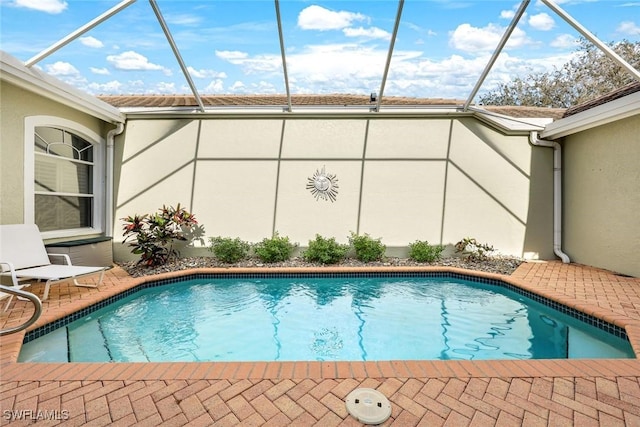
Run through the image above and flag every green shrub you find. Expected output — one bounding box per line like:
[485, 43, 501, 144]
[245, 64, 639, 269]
[208, 236, 250, 263]
[455, 237, 495, 260]
[303, 234, 349, 264]
[121, 203, 198, 266]
[253, 233, 297, 263]
[349, 232, 386, 262]
[409, 240, 444, 263]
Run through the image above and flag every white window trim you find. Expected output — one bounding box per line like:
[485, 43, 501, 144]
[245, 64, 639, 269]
[24, 116, 106, 239]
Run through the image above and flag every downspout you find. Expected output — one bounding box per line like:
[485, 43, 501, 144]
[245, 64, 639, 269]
[530, 131, 570, 263]
[106, 123, 124, 238]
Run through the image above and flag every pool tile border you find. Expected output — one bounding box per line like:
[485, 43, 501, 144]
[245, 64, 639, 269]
[23, 270, 629, 347]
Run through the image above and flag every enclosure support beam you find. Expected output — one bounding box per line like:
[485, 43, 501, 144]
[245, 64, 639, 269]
[375, 0, 404, 112]
[540, 0, 640, 82]
[463, 0, 530, 110]
[149, 0, 205, 112]
[25, 0, 137, 67]
[275, 0, 292, 112]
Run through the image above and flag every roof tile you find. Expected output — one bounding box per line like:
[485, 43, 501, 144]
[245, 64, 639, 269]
[97, 94, 567, 119]
[563, 81, 640, 117]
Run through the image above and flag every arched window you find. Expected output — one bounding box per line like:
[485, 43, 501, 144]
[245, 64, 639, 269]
[25, 117, 104, 238]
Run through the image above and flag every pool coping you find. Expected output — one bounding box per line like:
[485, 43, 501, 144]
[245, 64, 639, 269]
[2, 265, 640, 383]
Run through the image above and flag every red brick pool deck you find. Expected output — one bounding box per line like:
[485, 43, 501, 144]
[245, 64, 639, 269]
[1, 261, 640, 426]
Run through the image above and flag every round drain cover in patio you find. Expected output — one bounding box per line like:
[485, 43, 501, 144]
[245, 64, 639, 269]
[345, 388, 392, 425]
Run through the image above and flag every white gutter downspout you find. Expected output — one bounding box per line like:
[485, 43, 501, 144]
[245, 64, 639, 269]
[106, 123, 125, 238]
[530, 131, 571, 263]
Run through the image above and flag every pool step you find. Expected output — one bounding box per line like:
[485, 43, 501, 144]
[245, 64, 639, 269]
[68, 320, 112, 362]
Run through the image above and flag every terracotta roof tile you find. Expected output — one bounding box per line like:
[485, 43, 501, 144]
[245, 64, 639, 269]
[97, 94, 567, 119]
[97, 94, 464, 108]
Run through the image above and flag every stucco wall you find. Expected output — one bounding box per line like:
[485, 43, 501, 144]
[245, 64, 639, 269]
[112, 116, 555, 262]
[562, 114, 640, 277]
[0, 81, 107, 225]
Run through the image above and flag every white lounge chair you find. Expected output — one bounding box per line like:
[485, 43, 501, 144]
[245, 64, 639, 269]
[0, 224, 106, 301]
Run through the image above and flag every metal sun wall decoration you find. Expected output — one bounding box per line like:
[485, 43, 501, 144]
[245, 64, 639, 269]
[306, 166, 339, 202]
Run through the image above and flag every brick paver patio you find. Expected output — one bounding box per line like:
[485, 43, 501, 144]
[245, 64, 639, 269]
[1, 261, 639, 426]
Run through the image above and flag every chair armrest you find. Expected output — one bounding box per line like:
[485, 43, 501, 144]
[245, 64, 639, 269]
[47, 253, 73, 265]
[0, 261, 20, 287]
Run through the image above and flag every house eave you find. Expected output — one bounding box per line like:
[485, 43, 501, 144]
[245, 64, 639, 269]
[116, 105, 550, 135]
[0, 51, 125, 124]
[541, 91, 640, 139]
[467, 106, 551, 135]
[118, 105, 470, 120]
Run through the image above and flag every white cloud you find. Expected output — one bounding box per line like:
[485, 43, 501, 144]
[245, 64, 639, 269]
[280, 44, 394, 93]
[212, 35, 573, 98]
[215, 50, 249, 62]
[129, 80, 145, 88]
[187, 66, 227, 79]
[215, 40, 567, 98]
[87, 80, 123, 94]
[225, 80, 274, 94]
[90, 67, 110, 75]
[68, 40, 581, 98]
[166, 13, 202, 26]
[343, 26, 391, 40]
[617, 21, 640, 36]
[222, 80, 278, 95]
[204, 79, 225, 93]
[229, 81, 245, 91]
[106, 51, 169, 73]
[550, 34, 578, 49]
[449, 23, 531, 53]
[500, 4, 528, 21]
[297, 5, 367, 31]
[528, 13, 555, 31]
[216, 50, 281, 76]
[44, 61, 88, 88]
[80, 36, 104, 49]
[154, 82, 176, 94]
[251, 81, 278, 94]
[90, 80, 147, 94]
[45, 61, 79, 76]
[387, 51, 574, 99]
[500, 10, 515, 19]
[14, 0, 67, 14]
[387, 54, 490, 96]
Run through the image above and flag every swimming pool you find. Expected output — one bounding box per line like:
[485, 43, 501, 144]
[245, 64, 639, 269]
[19, 273, 634, 362]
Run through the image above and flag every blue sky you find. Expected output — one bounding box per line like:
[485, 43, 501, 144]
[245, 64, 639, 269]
[1, 0, 639, 99]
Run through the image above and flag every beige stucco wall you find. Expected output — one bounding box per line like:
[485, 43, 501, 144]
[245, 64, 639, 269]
[0, 81, 108, 226]
[112, 116, 555, 262]
[562, 114, 640, 278]
[4, 73, 636, 274]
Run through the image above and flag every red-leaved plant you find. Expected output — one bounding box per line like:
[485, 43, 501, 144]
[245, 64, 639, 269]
[122, 204, 198, 266]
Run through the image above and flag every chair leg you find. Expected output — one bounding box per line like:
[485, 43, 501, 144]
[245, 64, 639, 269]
[43, 281, 51, 301]
[2, 295, 13, 312]
[73, 269, 104, 288]
[13, 283, 31, 302]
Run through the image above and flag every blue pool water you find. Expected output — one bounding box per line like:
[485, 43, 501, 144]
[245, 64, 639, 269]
[19, 276, 634, 362]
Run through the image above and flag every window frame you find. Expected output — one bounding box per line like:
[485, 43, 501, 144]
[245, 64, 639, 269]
[24, 116, 105, 239]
